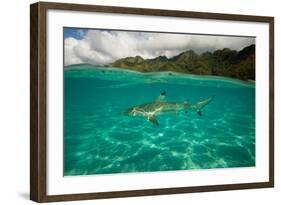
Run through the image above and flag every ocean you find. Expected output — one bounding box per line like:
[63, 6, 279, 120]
[63, 64, 255, 176]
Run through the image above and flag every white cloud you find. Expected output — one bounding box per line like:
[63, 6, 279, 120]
[64, 38, 82, 65]
[64, 29, 255, 66]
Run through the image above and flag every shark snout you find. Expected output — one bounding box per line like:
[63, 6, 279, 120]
[123, 108, 131, 115]
[123, 107, 135, 116]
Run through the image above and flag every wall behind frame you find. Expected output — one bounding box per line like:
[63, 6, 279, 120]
[0, 0, 279, 204]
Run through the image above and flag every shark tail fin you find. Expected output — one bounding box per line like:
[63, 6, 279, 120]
[196, 95, 215, 116]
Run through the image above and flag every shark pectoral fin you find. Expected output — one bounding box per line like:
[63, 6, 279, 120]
[197, 110, 202, 116]
[147, 115, 159, 126]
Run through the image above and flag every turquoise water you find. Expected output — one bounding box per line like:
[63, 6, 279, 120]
[64, 64, 255, 176]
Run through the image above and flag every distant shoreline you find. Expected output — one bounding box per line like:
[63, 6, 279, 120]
[65, 44, 255, 81]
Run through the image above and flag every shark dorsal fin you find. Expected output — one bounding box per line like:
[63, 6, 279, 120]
[155, 91, 166, 102]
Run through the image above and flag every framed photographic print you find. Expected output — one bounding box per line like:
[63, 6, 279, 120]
[30, 1, 274, 202]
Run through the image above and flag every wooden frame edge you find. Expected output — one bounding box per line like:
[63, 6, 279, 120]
[30, 2, 48, 202]
[30, 1, 274, 202]
[40, 181, 273, 203]
[37, 1, 274, 22]
[30, 2, 39, 202]
[269, 17, 274, 188]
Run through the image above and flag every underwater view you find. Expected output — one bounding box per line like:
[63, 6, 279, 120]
[64, 65, 255, 176]
[63, 28, 255, 176]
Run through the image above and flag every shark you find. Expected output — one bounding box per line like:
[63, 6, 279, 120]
[124, 92, 214, 126]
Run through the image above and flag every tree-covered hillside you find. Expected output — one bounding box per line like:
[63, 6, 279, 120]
[110, 44, 255, 80]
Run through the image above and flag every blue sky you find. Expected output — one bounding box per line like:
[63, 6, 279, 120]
[64, 27, 112, 39]
[64, 27, 88, 40]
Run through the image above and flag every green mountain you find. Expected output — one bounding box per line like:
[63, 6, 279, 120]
[110, 44, 255, 80]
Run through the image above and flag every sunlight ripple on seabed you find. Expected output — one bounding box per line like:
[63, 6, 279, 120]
[64, 66, 255, 176]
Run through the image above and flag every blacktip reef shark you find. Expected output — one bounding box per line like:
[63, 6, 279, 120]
[124, 92, 214, 126]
